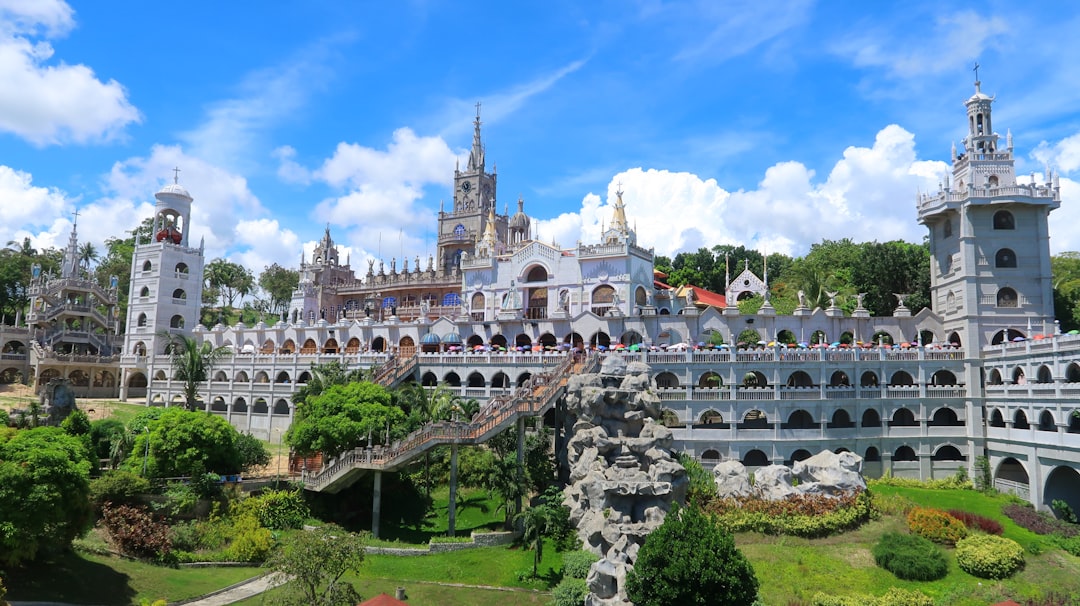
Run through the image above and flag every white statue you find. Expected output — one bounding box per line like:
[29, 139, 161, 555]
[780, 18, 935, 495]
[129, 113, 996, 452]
[797, 290, 807, 307]
[856, 292, 867, 309]
[826, 291, 838, 308]
[558, 288, 569, 311]
[686, 287, 695, 305]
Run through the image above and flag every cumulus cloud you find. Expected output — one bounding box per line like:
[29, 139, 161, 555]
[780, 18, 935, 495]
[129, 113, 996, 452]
[0, 165, 69, 243]
[537, 124, 950, 258]
[0, 0, 140, 145]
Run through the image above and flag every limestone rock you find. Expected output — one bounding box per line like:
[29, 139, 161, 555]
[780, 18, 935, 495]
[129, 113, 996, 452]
[713, 459, 753, 498]
[792, 449, 866, 496]
[753, 464, 799, 500]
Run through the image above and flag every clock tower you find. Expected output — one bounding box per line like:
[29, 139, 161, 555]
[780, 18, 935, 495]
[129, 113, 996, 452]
[438, 104, 506, 272]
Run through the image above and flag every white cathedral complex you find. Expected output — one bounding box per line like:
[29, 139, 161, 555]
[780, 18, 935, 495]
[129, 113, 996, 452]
[2, 78, 1078, 513]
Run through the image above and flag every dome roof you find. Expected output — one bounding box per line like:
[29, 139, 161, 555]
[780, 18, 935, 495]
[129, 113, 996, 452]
[510, 210, 530, 229]
[441, 332, 462, 344]
[420, 333, 441, 344]
[157, 183, 192, 199]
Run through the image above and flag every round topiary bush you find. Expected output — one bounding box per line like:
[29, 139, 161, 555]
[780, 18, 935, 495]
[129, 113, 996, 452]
[955, 534, 1025, 579]
[906, 506, 968, 544]
[871, 532, 949, 581]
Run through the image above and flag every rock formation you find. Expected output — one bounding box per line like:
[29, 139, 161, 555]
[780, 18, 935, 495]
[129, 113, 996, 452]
[713, 449, 866, 500]
[562, 356, 687, 606]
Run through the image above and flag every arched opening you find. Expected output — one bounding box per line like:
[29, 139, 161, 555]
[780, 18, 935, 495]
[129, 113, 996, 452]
[948, 332, 962, 347]
[137, 313, 147, 327]
[591, 285, 616, 316]
[470, 293, 485, 319]
[737, 328, 762, 347]
[635, 286, 648, 306]
[783, 409, 817, 430]
[661, 409, 685, 428]
[253, 371, 270, 383]
[872, 330, 894, 346]
[274, 399, 290, 415]
[1044, 466, 1080, 519]
[989, 409, 1006, 428]
[0, 368, 20, 383]
[259, 339, 275, 354]
[300, 339, 318, 354]
[466, 334, 485, 349]
[490, 334, 508, 350]
[893, 446, 918, 461]
[786, 371, 814, 387]
[142, 259, 152, 272]
[929, 370, 957, 385]
[170, 315, 184, 329]
[525, 265, 549, 282]
[128, 372, 147, 388]
[932, 445, 964, 461]
[996, 457, 1030, 485]
[996, 287, 1019, 308]
[297, 371, 312, 384]
[444, 372, 461, 387]
[319, 338, 340, 355]
[342, 337, 360, 354]
[398, 335, 415, 356]
[153, 370, 167, 381]
[275, 371, 290, 384]
[589, 331, 611, 349]
[39, 369, 61, 384]
[538, 333, 557, 349]
[1037, 365, 1054, 384]
[211, 397, 227, 412]
[698, 372, 723, 388]
[1067, 363, 1080, 383]
[655, 372, 680, 389]
[861, 408, 881, 428]
[172, 288, 186, 300]
[860, 371, 879, 387]
[739, 409, 770, 430]
[234, 371, 249, 383]
[1039, 410, 1057, 432]
[696, 410, 727, 428]
[889, 371, 914, 386]
[233, 398, 248, 414]
[371, 336, 386, 352]
[929, 407, 963, 427]
[515, 334, 533, 349]
[516, 372, 532, 387]
[1012, 367, 1026, 384]
[68, 370, 89, 386]
[789, 449, 812, 465]
[988, 369, 1003, 385]
[467, 372, 485, 388]
[829, 409, 855, 429]
[920, 330, 935, 346]
[829, 371, 850, 387]
[890, 407, 918, 427]
[995, 248, 1017, 268]
[139, 286, 150, 298]
[421, 372, 438, 386]
[742, 449, 769, 467]
[491, 372, 510, 388]
[280, 339, 296, 354]
[564, 332, 584, 350]
[1014, 409, 1030, 430]
[993, 210, 1015, 230]
[865, 446, 881, 462]
[620, 331, 643, 346]
[1069, 411, 1080, 434]
[776, 329, 796, 345]
[701, 449, 721, 465]
[253, 398, 269, 414]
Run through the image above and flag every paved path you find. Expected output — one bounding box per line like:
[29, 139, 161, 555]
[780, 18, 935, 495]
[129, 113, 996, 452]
[9, 573, 288, 606]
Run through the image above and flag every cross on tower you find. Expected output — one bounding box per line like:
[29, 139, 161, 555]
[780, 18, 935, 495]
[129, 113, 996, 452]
[172, 166, 181, 184]
[71, 208, 80, 227]
[973, 61, 980, 82]
[475, 102, 481, 120]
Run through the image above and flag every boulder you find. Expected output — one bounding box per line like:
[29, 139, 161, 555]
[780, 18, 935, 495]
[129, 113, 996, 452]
[713, 460, 753, 498]
[753, 464, 799, 500]
[792, 449, 866, 497]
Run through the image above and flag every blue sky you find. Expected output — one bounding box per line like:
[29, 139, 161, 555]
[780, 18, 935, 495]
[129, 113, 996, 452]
[3, 0, 1080, 276]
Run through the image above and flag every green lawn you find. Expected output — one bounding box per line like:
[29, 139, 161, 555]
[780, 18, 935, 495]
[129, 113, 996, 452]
[235, 577, 551, 606]
[740, 486, 1080, 605]
[373, 485, 508, 545]
[3, 550, 263, 605]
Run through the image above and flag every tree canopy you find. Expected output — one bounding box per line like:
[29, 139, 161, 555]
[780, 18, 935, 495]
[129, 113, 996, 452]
[127, 408, 247, 478]
[267, 523, 366, 605]
[205, 258, 255, 307]
[0, 427, 94, 565]
[288, 382, 403, 458]
[163, 333, 231, 410]
[259, 263, 300, 316]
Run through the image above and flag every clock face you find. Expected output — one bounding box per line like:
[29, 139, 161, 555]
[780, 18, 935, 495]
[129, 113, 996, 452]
[460, 181, 472, 192]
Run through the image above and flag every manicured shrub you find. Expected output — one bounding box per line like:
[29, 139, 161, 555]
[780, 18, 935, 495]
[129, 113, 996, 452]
[90, 470, 151, 509]
[707, 490, 872, 537]
[101, 502, 172, 562]
[955, 534, 1025, 579]
[811, 587, 933, 606]
[1003, 504, 1080, 537]
[224, 512, 273, 562]
[1053, 534, 1080, 557]
[238, 488, 309, 530]
[1052, 499, 1078, 524]
[561, 550, 598, 579]
[906, 507, 967, 544]
[552, 577, 588, 606]
[872, 532, 949, 581]
[947, 509, 1004, 535]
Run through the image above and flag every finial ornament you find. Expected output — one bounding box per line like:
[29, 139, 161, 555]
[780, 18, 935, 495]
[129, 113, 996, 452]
[173, 166, 181, 184]
[71, 208, 80, 228]
[973, 61, 980, 82]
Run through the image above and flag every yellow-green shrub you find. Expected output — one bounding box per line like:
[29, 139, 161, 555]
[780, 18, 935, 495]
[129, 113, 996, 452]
[224, 513, 273, 562]
[906, 507, 967, 544]
[955, 534, 1025, 579]
[812, 587, 933, 606]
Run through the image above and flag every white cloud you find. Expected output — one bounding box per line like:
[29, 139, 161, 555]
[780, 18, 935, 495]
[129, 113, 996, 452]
[669, 0, 813, 63]
[1034, 131, 1080, 175]
[316, 128, 454, 189]
[272, 145, 311, 184]
[232, 218, 303, 272]
[538, 125, 950, 258]
[1052, 177, 1080, 253]
[0, 0, 140, 145]
[0, 165, 69, 244]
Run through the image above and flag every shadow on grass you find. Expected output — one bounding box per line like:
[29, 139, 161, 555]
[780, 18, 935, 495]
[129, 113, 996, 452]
[5, 550, 136, 605]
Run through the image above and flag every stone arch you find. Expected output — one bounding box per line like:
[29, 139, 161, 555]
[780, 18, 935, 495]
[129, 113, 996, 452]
[737, 328, 762, 346]
[470, 292, 485, 314]
[993, 210, 1015, 230]
[1067, 363, 1080, 383]
[274, 399, 290, 415]
[275, 371, 290, 383]
[172, 288, 186, 300]
[697, 409, 726, 427]
[589, 331, 611, 349]
[661, 409, 685, 428]
[635, 286, 648, 306]
[398, 335, 415, 356]
[742, 449, 769, 466]
[932, 444, 964, 461]
[297, 371, 312, 384]
[127, 372, 147, 388]
[1069, 411, 1080, 434]
[142, 259, 152, 272]
[139, 286, 150, 298]
[1039, 410, 1057, 432]
[516, 372, 532, 386]
[889, 370, 914, 386]
[280, 339, 296, 353]
[929, 369, 958, 385]
[890, 407, 918, 427]
[864, 446, 881, 462]
[211, 370, 226, 382]
[233, 397, 248, 414]
[741, 370, 768, 388]
[153, 369, 167, 381]
[211, 397, 227, 412]
[259, 339, 275, 354]
[515, 333, 533, 349]
[829, 409, 854, 428]
[929, 407, 963, 427]
[538, 333, 557, 348]
[93, 370, 116, 388]
[701, 449, 721, 464]
[490, 334, 508, 349]
[996, 457, 1029, 485]
[620, 330, 643, 346]
[698, 371, 723, 388]
[1037, 365, 1054, 384]
[170, 314, 184, 329]
[860, 371, 879, 387]
[137, 312, 148, 327]
[829, 371, 850, 387]
[421, 372, 438, 386]
[234, 370, 249, 383]
[786, 370, 814, 387]
[491, 372, 510, 388]
[775, 329, 796, 345]
[467, 334, 484, 348]
[893, 445, 918, 461]
[1012, 366, 1026, 384]
[739, 409, 770, 429]
[655, 372, 680, 388]
[1044, 466, 1080, 517]
[988, 369, 1003, 385]
[370, 336, 386, 352]
[467, 372, 485, 388]
[39, 368, 61, 383]
[253, 398, 269, 414]
[989, 409, 1006, 428]
[68, 369, 89, 386]
[345, 337, 361, 353]
[948, 331, 962, 347]
[872, 330, 894, 345]
[995, 248, 1017, 268]
[300, 339, 318, 354]
[784, 409, 817, 429]
[444, 372, 461, 387]
[920, 330, 936, 346]
[0, 368, 20, 383]
[591, 284, 616, 315]
[254, 371, 270, 383]
[861, 408, 881, 427]
[789, 449, 813, 464]
[322, 337, 339, 354]
[996, 287, 1019, 308]
[1014, 409, 1030, 429]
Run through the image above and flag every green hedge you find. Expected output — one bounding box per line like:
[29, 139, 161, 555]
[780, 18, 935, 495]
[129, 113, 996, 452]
[561, 550, 598, 579]
[811, 587, 933, 606]
[871, 532, 949, 581]
[713, 491, 873, 537]
[906, 507, 967, 545]
[552, 577, 588, 606]
[955, 534, 1025, 579]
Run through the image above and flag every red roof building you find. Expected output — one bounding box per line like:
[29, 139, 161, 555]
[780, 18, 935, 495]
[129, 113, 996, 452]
[358, 593, 408, 606]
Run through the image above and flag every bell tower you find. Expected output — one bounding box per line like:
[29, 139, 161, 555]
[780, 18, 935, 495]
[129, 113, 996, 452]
[918, 72, 1060, 349]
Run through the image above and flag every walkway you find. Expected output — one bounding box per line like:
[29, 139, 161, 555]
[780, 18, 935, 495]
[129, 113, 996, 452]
[169, 573, 289, 606]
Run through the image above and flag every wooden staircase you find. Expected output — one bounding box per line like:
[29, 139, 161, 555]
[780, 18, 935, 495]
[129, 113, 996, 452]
[371, 353, 419, 388]
[304, 353, 597, 493]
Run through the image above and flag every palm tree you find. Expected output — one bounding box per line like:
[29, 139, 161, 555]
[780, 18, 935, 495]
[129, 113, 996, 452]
[78, 242, 98, 273]
[515, 504, 553, 577]
[6, 237, 35, 257]
[161, 333, 231, 411]
[396, 383, 464, 496]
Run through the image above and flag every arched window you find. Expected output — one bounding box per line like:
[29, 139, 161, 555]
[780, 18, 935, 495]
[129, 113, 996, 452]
[861, 409, 881, 428]
[175, 262, 188, 275]
[860, 371, 879, 387]
[929, 370, 957, 385]
[829, 409, 854, 428]
[1067, 363, 1080, 383]
[170, 314, 184, 329]
[993, 210, 1015, 230]
[890, 407, 918, 427]
[467, 372, 485, 388]
[137, 313, 147, 327]
[742, 449, 769, 467]
[442, 293, 461, 307]
[139, 286, 150, 297]
[889, 370, 914, 386]
[525, 265, 548, 282]
[142, 259, 152, 272]
[929, 407, 962, 426]
[1039, 410, 1057, 432]
[655, 372, 680, 388]
[1014, 409, 1030, 430]
[893, 446, 918, 461]
[989, 409, 1006, 428]
[786, 371, 814, 387]
[591, 285, 616, 316]
[932, 445, 964, 461]
[453, 224, 465, 236]
[172, 288, 186, 300]
[1037, 365, 1053, 384]
[864, 447, 881, 462]
[995, 248, 1017, 268]
[784, 410, 817, 430]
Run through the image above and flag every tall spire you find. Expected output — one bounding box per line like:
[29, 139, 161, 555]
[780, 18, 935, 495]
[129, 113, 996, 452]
[467, 102, 485, 171]
[62, 209, 80, 278]
[611, 185, 629, 234]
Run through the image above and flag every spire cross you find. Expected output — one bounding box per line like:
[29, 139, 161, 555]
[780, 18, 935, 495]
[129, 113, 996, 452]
[973, 61, 980, 82]
[71, 208, 80, 227]
[172, 166, 181, 184]
[475, 102, 481, 121]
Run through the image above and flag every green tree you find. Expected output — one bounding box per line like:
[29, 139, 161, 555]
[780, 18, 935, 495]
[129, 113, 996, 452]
[516, 503, 553, 577]
[77, 241, 98, 274]
[259, 263, 300, 316]
[128, 408, 245, 479]
[267, 523, 366, 606]
[205, 258, 255, 307]
[162, 333, 231, 410]
[850, 240, 930, 317]
[94, 217, 153, 327]
[395, 383, 464, 495]
[288, 382, 402, 458]
[1052, 252, 1080, 332]
[236, 432, 272, 472]
[0, 427, 94, 565]
[625, 505, 759, 606]
[292, 360, 369, 407]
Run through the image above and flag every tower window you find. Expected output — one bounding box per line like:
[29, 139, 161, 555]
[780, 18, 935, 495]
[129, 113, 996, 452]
[454, 224, 466, 237]
[993, 211, 1015, 230]
[995, 248, 1017, 268]
[988, 175, 999, 187]
[943, 220, 952, 238]
[142, 260, 153, 272]
[996, 287, 1018, 308]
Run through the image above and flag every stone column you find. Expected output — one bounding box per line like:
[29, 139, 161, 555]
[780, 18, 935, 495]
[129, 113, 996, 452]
[372, 470, 382, 539]
[448, 443, 458, 537]
[516, 416, 526, 518]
